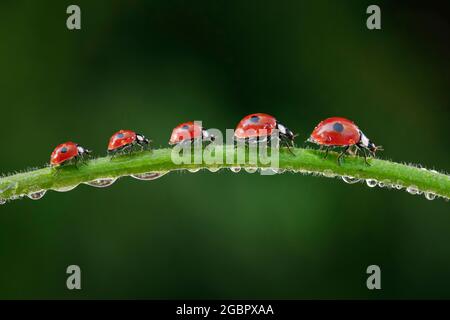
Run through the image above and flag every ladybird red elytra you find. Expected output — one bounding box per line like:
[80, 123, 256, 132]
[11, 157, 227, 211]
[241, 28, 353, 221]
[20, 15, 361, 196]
[50, 141, 90, 166]
[169, 121, 212, 145]
[234, 113, 296, 151]
[308, 117, 382, 165]
[107, 129, 149, 154]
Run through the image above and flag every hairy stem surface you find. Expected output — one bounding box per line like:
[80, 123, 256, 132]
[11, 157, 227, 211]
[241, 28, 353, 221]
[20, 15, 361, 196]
[0, 146, 449, 203]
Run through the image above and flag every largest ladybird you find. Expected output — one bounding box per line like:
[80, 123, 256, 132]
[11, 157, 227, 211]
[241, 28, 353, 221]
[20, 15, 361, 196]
[234, 113, 296, 149]
[308, 117, 381, 164]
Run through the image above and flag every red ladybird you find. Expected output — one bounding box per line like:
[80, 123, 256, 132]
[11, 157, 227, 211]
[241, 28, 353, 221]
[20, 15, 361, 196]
[169, 121, 212, 145]
[234, 113, 296, 148]
[308, 117, 381, 164]
[50, 141, 90, 166]
[107, 129, 149, 154]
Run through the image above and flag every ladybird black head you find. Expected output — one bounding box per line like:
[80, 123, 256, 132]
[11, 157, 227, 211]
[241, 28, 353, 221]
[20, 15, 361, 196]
[77, 145, 91, 156]
[136, 133, 149, 145]
[276, 122, 296, 145]
[358, 131, 382, 156]
[367, 142, 383, 157]
[333, 122, 344, 132]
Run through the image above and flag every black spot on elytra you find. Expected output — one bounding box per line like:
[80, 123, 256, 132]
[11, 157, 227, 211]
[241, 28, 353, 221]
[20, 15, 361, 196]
[182, 125, 190, 130]
[333, 122, 344, 132]
[60, 147, 68, 153]
[250, 115, 260, 123]
[117, 133, 125, 138]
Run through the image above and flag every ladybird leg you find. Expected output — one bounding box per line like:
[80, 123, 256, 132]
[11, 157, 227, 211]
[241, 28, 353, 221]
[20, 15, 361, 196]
[337, 146, 350, 165]
[141, 141, 149, 151]
[124, 144, 131, 154]
[323, 147, 330, 159]
[279, 135, 295, 155]
[72, 156, 81, 169]
[127, 145, 133, 155]
[361, 147, 371, 166]
[137, 141, 145, 152]
[78, 154, 87, 166]
[285, 140, 296, 156]
[348, 145, 357, 156]
[354, 145, 365, 165]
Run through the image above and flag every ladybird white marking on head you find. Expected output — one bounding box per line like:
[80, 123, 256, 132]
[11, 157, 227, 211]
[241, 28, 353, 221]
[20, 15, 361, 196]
[136, 134, 144, 142]
[77, 146, 85, 154]
[359, 131, 370, 148]
[202, 130, 210, 139]
[277, 123, 287, 135]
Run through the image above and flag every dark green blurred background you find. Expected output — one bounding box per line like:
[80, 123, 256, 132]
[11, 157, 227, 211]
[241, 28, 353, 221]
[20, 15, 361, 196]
[0, 0, 449, 299]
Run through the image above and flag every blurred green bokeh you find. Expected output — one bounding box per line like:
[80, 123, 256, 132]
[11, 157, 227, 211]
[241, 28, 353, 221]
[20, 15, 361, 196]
[0, 0, 449, 299]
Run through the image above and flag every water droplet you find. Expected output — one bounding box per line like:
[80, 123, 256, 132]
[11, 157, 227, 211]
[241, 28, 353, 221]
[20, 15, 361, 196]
[342, 176, 361, 184]
[395, 185, 403, 190]
[208, 167, 221, 173]
[131, 172, 167, 180]
[188, 168, 201, 173]
[322, 170, 336, 178]
[27, 190, 46, 200]
[244, 167, 258, 174]
[260, 168, 278, 175]
[230, 167, 241, 173]
[366, 179, 378, 188]
[406, 185, 419, 195]
[54, 184, 79, 192]
[0, 199, 6, 205]
[85, 178, 117, 188]
[424, 192, 436, 201]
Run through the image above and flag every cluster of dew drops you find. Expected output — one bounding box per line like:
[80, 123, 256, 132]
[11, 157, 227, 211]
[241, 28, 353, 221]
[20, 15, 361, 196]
[1, 165, 447, 205]
[323, 166, 446, 201]
[0, 172, 167, 205]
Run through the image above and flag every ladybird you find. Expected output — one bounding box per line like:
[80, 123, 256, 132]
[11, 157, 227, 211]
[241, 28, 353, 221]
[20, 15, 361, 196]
[308, 117, 381, 164]
[234, 113, 296, 150]
[169, 121, 212, 145]
[107, 129, 150, 154]
[50, 141, 90, 166]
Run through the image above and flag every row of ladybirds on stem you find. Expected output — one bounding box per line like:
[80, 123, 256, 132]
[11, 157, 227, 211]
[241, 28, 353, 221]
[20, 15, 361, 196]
[50, 113, 382, 167]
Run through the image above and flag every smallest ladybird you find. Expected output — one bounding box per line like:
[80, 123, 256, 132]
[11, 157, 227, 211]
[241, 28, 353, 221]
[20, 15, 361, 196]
[107, 129, 150, 155]
[169, 121, 213, 145]
[50, 141, 90, 166]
